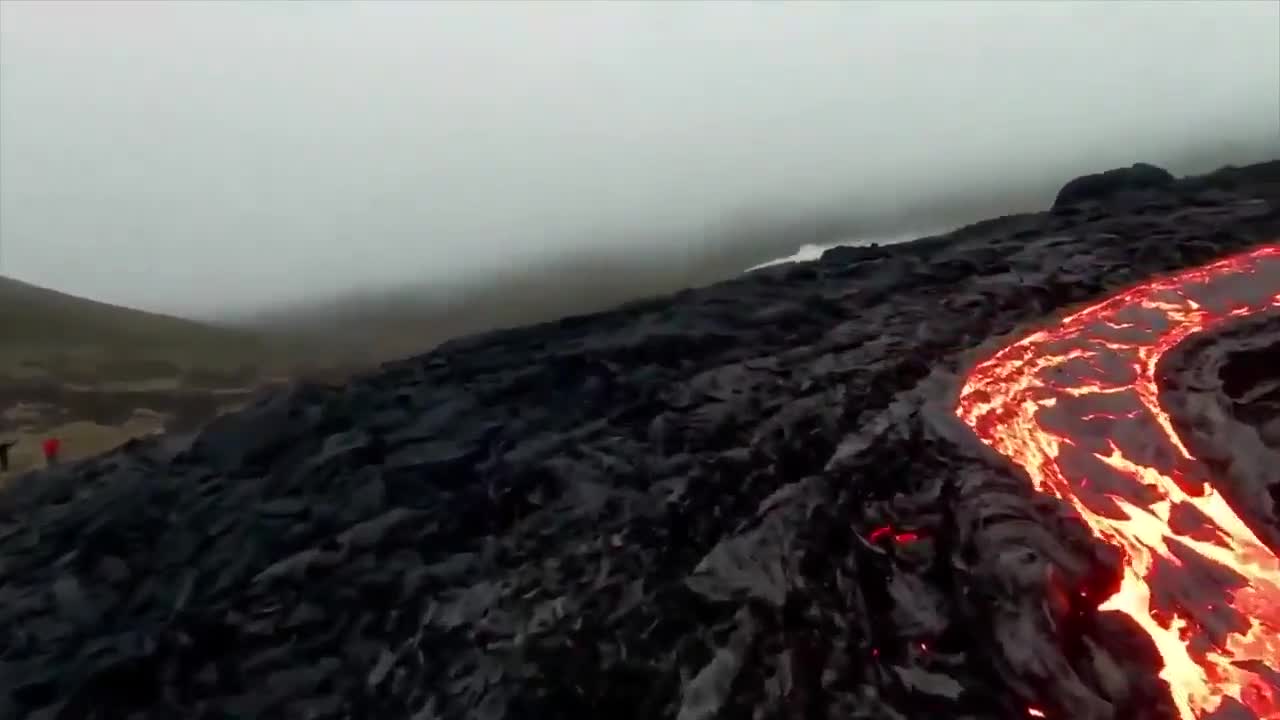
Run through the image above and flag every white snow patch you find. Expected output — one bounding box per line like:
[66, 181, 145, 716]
[745, 231, 929, 272]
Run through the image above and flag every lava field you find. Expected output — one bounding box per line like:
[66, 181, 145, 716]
[2, 161, 1279, 720]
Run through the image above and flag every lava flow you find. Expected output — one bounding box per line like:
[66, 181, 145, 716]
[957, 244, 1280, 720]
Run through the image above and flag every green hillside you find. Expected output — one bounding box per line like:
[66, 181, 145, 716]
[0, 276, 332, 385]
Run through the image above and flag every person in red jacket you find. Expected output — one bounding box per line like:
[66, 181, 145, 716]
[41, 437, 60, 466]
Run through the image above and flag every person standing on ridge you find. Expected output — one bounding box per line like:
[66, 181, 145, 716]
[41, 437, 60, 467]
[0, 439, 14, 472]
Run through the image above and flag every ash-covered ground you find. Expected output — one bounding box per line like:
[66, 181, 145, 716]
[2, 162, 1279, 720]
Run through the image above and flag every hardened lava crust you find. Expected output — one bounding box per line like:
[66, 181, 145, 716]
[2, 161, 1279, 720]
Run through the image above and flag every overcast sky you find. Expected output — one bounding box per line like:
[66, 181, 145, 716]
[1, 0, 1277, 317]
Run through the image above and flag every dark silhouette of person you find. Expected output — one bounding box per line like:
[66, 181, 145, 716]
[0, 440, 13, 472]
[42, 437, 60, 467]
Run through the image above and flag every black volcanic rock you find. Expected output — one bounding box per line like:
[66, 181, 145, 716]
[1052, 162, 1176, 210]
[1, 162, 1279, 720]
[1158, 310, 1280, 550]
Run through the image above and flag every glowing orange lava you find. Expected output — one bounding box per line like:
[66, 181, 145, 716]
[956, 244, 1280, 719]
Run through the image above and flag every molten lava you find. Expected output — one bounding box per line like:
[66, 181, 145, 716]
[957, 245, 1280, 719]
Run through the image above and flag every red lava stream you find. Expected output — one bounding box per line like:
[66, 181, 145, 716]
[956, 245, 1280, 719]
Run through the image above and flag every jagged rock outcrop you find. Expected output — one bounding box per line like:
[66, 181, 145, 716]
[1, 162, 1279, 720]
[1051, 162, 1176, 210]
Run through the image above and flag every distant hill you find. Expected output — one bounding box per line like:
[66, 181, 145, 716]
[0, 276, 347, 386]
[231, 214, 917, 359]
[0, 277, 364, 478]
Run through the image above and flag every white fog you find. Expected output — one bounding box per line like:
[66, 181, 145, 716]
[1, 0, 1277, 318]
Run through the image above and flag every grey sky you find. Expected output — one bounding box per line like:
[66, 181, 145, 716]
[1, 0, 1277, 317]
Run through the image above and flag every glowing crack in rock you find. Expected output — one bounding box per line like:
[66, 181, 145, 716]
[956, 245, 1280, 719]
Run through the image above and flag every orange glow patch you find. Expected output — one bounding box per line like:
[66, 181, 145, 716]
[957, 245, 1280, 719]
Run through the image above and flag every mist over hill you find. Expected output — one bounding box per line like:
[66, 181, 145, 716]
[229, 145, 1280, 360]
[2, 1, 1278, 342]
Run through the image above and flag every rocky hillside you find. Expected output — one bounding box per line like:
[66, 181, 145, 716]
[1, 161, 1278, 720]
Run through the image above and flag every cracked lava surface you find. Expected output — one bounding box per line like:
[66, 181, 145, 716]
[957, 245, 1280, 719]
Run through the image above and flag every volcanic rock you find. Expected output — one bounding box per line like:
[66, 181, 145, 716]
[1, 162, 1279, 720]
[1052, 162, 1176, 210]
[1159, 309, 1280, 549]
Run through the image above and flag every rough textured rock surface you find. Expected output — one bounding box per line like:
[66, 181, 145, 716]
[2, 161, 1279, 720]
[1051, 162, 1176, 210]
[1160, 310, 1280, 550]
